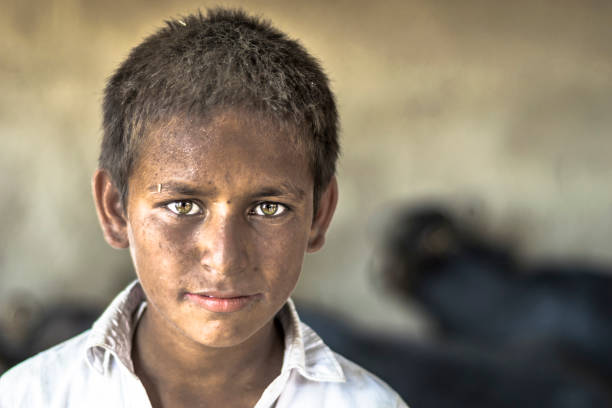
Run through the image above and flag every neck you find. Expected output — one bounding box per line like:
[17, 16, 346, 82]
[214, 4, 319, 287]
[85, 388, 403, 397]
[132, 306, 284, 405]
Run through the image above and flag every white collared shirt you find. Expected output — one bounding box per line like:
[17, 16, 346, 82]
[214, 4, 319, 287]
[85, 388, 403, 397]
[0, 281, 408, 407]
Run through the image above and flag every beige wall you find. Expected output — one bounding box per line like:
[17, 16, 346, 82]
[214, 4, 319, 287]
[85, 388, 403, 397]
[1, 0, 611, 335]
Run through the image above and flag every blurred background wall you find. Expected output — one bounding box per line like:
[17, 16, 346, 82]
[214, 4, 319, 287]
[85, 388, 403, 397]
[1, 0, 611, 337]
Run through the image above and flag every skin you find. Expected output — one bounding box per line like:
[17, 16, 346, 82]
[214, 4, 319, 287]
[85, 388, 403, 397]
[92, 110, 338, 408]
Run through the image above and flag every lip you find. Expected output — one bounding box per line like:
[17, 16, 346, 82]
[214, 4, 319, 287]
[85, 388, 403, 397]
[185, 292, 261, 313]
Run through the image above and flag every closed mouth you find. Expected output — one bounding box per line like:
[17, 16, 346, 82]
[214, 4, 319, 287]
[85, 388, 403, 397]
[185, 292, 261, 312]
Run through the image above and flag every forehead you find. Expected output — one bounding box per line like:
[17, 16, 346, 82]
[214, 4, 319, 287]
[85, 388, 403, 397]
[131, 111, 312, 193]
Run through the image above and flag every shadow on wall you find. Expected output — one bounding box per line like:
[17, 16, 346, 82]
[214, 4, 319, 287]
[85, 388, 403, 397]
[2, 204, 612, 407]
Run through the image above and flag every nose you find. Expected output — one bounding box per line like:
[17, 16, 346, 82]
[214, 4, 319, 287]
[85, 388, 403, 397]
[197, 205, 249, 276]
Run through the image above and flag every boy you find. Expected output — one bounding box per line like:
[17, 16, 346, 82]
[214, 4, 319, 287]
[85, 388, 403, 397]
[0, 8, 408, 407]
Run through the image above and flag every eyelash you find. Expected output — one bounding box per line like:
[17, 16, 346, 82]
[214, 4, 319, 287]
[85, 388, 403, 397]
[163, 200, 289, 217]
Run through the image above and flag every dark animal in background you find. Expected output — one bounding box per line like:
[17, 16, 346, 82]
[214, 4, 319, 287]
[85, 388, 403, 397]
[380, 206, 612, 391]
[0, 304, 100, 372]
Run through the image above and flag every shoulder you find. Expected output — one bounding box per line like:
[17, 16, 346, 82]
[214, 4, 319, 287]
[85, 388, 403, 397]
[332, 352, 408, 407]
[287, 322, 408, 407]
[280, 352, 408, 408]
[0, 330, 91, 407]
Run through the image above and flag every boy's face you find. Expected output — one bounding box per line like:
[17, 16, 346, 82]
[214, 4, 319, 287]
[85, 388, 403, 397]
[112, 111, 334, 348]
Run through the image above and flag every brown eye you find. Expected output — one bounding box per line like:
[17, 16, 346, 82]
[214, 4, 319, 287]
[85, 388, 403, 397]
[261, 203, 278, 215]
[253, 202, 286, 217]
[167, 200, 200, 215]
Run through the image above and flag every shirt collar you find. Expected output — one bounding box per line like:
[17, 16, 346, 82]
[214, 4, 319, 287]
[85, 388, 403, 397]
[279, 299, 345, 383]
[85, 280, 144, 374]
[84, 280, 344, 383]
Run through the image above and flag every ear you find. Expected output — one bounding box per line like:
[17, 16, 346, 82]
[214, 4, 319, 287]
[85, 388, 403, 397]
[307, 176, 338, 253]
[92, 169, 129, 249]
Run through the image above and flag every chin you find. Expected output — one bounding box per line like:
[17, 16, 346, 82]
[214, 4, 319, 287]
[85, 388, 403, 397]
[179, 316, 264, 348]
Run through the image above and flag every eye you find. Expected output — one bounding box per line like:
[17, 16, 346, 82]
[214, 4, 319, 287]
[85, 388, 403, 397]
[166, 200, 201, 216]
[252, 202, 287, 217]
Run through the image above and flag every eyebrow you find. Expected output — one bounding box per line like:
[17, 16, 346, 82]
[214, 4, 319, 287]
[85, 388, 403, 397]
[253, 183, 306, 200]
[147, 181, 306, 200]
[147, 182, 218, 197]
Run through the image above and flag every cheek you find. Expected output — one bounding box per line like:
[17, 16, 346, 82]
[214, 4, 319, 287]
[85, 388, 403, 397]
[129, 215, 198, 283]
[255, 224, 309, 294]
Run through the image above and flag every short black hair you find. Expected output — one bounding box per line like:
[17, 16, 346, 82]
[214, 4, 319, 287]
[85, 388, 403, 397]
[99, 8, 339, 210]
